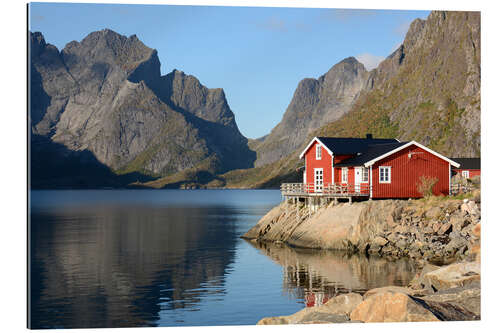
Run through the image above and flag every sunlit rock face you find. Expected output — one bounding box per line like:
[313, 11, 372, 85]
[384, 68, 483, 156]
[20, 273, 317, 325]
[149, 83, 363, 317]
[254, 57, 368, 167]
[30, 29, 254, 187]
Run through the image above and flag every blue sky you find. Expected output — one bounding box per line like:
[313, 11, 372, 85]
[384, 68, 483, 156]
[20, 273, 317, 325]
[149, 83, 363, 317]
[29, 2, 429, 139]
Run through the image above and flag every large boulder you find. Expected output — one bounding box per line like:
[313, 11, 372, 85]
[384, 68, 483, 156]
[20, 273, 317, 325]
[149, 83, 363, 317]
[350, 292, 439, 322]
[424, 261, 480, 291]
[291, 312, 349, 324]
[322, 293, 364, 315]
[420, 281, 480, 318]
[257, 293, 362, 325]
[363, 286, 416, 298]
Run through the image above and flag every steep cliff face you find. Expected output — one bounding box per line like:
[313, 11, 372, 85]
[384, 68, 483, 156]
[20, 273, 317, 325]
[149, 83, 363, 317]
[159, 69, 238, 128]
[254, 57, 368, 166]
[318, 11, 480, 157]
[30, 29, 254, 187]
[216, 10, 480, 188]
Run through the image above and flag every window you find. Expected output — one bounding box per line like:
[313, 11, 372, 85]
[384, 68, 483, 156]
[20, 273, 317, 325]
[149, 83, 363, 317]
[316, 144, 322, 160]
[462, 170, 469, 178]
[341, 168, 348, 183]
[379, 166, 391, 183]
[362, 167, 369, 182]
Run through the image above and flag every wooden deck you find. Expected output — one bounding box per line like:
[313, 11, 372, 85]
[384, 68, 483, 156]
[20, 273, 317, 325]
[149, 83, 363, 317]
[281, 183, 370, 198]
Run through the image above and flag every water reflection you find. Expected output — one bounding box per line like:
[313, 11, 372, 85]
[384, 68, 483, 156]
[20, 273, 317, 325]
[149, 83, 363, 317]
[30, 203, 239, 328]
[249, 241, 417, 307]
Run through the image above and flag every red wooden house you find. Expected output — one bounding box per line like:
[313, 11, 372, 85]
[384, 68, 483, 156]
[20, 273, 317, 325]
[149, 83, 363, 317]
[450, 158, 480, 179]
[296, 135, 460, 199]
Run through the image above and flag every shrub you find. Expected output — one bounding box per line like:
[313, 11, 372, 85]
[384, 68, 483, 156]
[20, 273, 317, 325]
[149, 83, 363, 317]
[416, 175, 439, 197]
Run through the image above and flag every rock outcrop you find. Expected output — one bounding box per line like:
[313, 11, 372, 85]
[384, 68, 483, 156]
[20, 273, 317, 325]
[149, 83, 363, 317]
[349, 291, 440, 322]
[30, 29, 255, 188]
[258, 260, 480, 324]
[243, 192, 481, 262]
[255, 193, 481, 325]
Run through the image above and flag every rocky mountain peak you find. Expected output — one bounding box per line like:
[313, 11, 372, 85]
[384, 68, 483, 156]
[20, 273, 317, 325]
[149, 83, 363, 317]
[253, 55, 368, 166]
[62, 29, 157, 75]
[315, 10, 480, 158]
[30, 29, 255, 187]
[160, 69, 237, 128]
[30, 31, 46, 57]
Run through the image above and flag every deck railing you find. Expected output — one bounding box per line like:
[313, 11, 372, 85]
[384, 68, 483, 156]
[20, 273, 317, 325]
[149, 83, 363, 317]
[450, 183, 474, 195]
[281, 183, 370, 197]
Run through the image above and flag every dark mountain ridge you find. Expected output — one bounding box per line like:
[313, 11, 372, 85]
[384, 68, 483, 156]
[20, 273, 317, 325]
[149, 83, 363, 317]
[30, 29, 255, 188]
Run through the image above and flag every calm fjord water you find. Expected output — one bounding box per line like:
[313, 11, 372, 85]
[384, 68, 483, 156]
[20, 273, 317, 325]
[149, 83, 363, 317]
[29, 189, 416, 328]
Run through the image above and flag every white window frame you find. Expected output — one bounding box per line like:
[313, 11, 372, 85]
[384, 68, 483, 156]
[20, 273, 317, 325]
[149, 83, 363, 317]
[316, 144, 322, 160]
[341, 167, 348, 183]
[379, 166, 391, 183]
[361, 167, 369, 183]
[462, 170, 469, 178]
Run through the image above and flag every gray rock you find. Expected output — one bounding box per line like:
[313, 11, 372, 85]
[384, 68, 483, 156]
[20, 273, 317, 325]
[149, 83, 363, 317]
[424, 261, 480, 291]
[30, 30, 255, 187]
[253, 57, 369, 167]
[419, 282, 480, 317]
[426, 207, 443, 220]
[298, 312, 350, 324]
[438, 223, 452, 235]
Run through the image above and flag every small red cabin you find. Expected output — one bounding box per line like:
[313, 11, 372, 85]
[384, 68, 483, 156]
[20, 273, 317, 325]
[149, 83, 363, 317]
[299, 136, 460, 199]
[451, 158, 481, 179]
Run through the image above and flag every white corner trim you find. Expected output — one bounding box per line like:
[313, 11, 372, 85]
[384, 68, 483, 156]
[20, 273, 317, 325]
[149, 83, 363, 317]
[369, 165, 373, 198]
[363, 141, 460, 168]
[299, 137, 334, 159]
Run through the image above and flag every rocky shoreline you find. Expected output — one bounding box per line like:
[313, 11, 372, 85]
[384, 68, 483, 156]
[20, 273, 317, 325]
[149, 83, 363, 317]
[244, 191, 481, 323]
[257, 223, 481, 324]
[243, 191, 480, 263]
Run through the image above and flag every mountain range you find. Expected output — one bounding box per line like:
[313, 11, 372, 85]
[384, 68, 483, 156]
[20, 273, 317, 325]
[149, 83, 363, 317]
[30, 29, 254, 188]
[29, 10, 480, 189]
[213, 10, 480, 189]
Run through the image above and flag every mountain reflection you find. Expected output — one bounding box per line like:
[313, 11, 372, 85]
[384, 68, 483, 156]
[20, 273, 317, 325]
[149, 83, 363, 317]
[30, 203, 239, 328]
[248, 241, 417, 307]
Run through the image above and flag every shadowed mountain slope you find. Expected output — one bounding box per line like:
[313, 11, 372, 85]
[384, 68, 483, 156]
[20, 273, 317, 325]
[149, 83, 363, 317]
[30, 29, 255, 188]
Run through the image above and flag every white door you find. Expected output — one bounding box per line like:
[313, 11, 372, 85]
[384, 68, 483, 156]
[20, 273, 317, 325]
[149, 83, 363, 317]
[354, 167, 362, 193]
[314, 168, 323, 193]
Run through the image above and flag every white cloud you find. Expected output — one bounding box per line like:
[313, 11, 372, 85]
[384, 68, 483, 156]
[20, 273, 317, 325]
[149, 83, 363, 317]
[355, 53, 385, 71]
